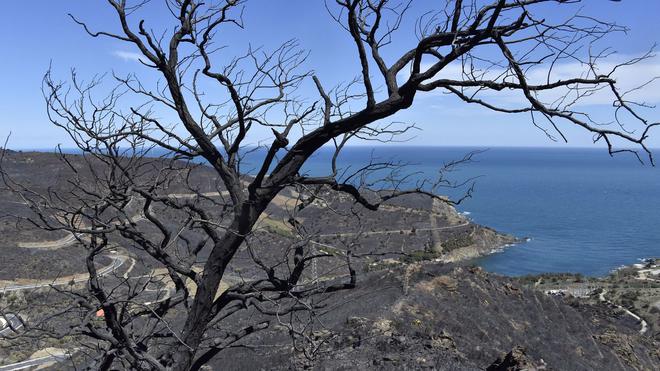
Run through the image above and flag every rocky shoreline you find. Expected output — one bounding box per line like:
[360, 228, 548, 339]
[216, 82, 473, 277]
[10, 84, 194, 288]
[439, 225, 519, 263]
[426, 198, 519, 263]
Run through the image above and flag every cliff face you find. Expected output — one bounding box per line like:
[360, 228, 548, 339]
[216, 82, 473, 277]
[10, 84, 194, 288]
[216, 262, 660, 370]
[429, 199, 518, 262]
[440, 225, 518, 263]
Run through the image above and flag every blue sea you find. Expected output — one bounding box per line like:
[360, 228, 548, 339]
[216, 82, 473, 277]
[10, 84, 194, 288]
[280, 146, 660, 277]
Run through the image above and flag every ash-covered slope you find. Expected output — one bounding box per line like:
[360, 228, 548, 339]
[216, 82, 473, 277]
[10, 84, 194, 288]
[217, 262, 659, 370]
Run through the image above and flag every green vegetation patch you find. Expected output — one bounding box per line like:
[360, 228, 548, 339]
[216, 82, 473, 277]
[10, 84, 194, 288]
[441, 235, 474, 252]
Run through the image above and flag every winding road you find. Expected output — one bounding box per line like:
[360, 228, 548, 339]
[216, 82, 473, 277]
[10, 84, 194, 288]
[599, 289, 649, 335]
[0, 353, 70, 371]
[0, 254, 127, 293]
[317, 221, 470, 238]
[16, 233, 78, 249]
[0, 314, 23, 337]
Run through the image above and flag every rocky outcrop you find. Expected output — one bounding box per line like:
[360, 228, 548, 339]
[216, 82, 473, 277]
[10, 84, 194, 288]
[440, 225, 518, 262]
[487, 346, 547, 371]
[428, 198, 518, 262]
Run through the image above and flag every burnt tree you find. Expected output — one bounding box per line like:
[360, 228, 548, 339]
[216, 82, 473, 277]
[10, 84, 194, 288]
[1, 0, 658, 370]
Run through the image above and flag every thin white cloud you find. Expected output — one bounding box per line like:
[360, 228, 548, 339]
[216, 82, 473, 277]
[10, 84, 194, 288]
[112, 50, 145, 63]
[412, 54, 660, 108]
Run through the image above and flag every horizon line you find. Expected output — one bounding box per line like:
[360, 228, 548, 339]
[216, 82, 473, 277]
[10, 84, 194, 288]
[8, 144, 660, 152]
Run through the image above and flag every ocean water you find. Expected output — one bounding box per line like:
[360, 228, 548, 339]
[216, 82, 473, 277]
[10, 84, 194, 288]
[286, 146, 660, 277]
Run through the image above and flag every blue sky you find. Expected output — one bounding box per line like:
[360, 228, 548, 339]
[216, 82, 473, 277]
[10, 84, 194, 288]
[1, 0, 659, 150]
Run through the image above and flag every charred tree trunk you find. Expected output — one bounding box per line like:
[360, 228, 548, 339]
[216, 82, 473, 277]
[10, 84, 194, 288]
[168, 199, 269, 370]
